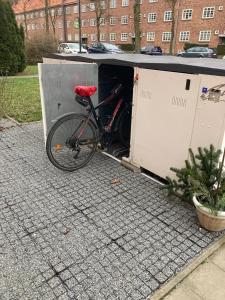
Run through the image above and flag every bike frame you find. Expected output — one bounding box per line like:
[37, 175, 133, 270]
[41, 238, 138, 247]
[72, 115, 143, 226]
[77, 86, 125, 140]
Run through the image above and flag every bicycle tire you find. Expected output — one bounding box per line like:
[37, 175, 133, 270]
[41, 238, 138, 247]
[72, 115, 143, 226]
[46, 113, 98, 172]
[117, 109, 132, 148]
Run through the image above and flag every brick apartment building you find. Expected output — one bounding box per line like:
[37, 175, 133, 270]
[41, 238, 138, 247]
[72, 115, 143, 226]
[13, 0, 225, 53]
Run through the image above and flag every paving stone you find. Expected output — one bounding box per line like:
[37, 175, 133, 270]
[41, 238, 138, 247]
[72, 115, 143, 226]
[0, 123, 223, 300]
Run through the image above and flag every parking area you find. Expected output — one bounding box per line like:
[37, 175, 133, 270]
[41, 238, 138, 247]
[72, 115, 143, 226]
[0, 123, 223, 300]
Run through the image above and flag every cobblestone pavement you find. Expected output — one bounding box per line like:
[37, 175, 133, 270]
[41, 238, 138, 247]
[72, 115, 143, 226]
[0, 123, 223, 300]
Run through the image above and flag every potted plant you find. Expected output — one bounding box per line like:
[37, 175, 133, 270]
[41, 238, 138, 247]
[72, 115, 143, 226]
[165, 145, 225, 231]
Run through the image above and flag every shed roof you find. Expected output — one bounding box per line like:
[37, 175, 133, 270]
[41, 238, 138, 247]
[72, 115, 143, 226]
[46, 53, 225, 77]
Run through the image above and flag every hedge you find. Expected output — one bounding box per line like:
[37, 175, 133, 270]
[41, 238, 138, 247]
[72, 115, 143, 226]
[217, 44, 225, 56]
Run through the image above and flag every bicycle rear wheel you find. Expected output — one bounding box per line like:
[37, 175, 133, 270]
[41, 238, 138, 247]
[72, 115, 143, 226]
[46, 113, 98, 172]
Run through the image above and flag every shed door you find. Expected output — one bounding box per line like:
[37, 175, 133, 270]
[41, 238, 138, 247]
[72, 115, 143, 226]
[39, 63, 98, 139]
[130, 69, 200, 178]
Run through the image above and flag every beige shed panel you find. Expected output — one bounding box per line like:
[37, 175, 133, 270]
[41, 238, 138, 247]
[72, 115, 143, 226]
[129, 69, 201, 179]
[190, 74, 225, 152]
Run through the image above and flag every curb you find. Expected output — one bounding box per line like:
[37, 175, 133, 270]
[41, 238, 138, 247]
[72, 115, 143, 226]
[147, 233, 225, 300]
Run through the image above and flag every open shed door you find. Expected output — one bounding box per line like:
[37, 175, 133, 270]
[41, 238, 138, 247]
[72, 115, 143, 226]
[39, 63, 98, 139]
[130, 69, 201, 178]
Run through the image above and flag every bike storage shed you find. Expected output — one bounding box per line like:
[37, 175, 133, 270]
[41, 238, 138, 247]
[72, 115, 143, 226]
[39, 54, 225, 179]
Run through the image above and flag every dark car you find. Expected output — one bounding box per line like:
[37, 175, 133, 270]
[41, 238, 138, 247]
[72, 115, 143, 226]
[87, 42, 124, 54]
[177, 47, 217, 58]
[140, 46, 162, 55]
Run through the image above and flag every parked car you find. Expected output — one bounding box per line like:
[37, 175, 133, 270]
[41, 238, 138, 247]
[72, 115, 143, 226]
[58, 43, 87, 54]
[177, 47, 217, 58]
[87, 43, 124, 54]
[140, 46, 163, 55]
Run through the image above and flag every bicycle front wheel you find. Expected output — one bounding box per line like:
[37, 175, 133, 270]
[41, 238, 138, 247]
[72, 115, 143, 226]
[46, 114, 98, 172]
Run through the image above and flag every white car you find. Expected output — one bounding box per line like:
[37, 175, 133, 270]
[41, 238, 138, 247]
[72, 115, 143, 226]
[223, 55, 225, 59]
[58, 43, 87, 54]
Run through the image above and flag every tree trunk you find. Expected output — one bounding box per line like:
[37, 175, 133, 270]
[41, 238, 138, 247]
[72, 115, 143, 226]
[96, 19, 100, 42]
[169, 4, 176, 54]
[133, 0, 141, 53]
[44, 0, 49, 33]
[23, 12, 28, 37]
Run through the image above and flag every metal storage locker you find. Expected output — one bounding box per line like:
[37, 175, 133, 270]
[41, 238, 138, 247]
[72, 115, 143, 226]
[129, 69, 201, 179]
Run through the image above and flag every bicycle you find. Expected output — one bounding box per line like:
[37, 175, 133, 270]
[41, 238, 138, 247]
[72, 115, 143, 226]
[46, 83, 132, 171]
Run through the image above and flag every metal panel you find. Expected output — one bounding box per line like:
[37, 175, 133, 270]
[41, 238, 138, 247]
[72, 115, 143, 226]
[130, 69, 200, 178]
[190, 75, 225, 152]
[39, 63, 98, 139]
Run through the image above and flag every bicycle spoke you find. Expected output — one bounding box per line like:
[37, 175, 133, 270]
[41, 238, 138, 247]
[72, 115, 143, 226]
[46, 114, 98, 171]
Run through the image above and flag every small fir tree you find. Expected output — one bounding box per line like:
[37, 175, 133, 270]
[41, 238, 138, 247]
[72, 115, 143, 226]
[0, 0, 26, 74]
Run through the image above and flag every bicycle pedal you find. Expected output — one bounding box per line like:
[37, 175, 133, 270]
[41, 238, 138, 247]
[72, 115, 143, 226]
[97, 143, 104, 150]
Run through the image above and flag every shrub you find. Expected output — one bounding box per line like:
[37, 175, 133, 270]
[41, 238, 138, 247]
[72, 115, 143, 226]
[217, 44, 225, 56]
[0, 0, 26, 75]
[117, 44, 135, 52]
[25, 33, 58, 65]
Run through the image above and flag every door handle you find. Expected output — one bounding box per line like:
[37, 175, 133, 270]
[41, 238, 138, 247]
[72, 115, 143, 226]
[185, 79, 191, 90]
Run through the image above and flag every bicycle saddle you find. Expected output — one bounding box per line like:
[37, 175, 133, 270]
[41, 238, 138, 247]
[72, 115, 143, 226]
[74, 86, 97, 97]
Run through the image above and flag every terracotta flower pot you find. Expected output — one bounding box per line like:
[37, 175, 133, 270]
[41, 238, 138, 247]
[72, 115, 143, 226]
[193, 196, 225, 232]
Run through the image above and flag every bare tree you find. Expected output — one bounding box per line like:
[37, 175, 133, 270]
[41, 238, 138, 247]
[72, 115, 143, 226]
[133, 0, 141, 53]
[166, 0, 178, 55]
[21, 0, 28, 37]
[90, 0, 108, 42]
[48, 6, 58, 38]
[44, 0, 50, 33]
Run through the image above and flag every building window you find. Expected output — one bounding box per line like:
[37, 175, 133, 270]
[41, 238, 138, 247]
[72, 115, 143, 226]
[110, 16, 116, 25]
[66, 21, 71, 28]
[121, 15, 128, 24]
[110, 0, 116, 8]
[34, 11, 39, 18]
[40, 10, 45, 17]
[162, 32, 171, 42]
[179, 31, 190, 42]
[74, 19, 79, 28]
[148, 12, 157, 22]
[65, 7, 71, 14]
[75, 34, 79, 41]
[58, 21, 63, 28]
[90, 19, 96, 26]
[27, 24, 31, 30]
[110, 33, 116, 41]
[68, 34, 72, 41]
[100, 0, 106, 9]
[89, 3, 95, 11]
[31, 23, 35, 30]
[122, 0, 129, 7]
[164, 11, 172, 21]
[182, 9, 193, 20]
[199, 31, 211, 41]
[57, 8, 62, 15]
[81, 19, 87, 27]
[100, 18, 105, 25]
[146, 32, 155, 41]
[74, 5, 78, 13]
[100, 33, 106, 41]
[149, 0, 157, 2]
[91, 34, 96, 41]
[81, 5, 86, 12]
[121, 33, 128, 41]
[50, 9, 55, 17]
[202, 7, 215, 19]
